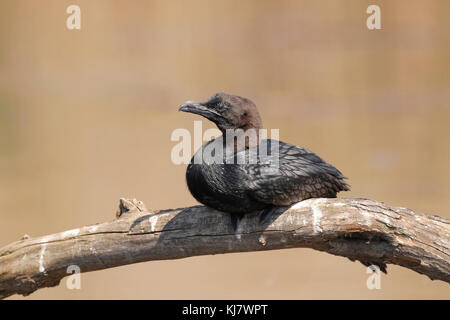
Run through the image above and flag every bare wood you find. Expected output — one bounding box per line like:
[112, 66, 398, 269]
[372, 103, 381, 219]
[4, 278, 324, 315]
[0, 197, 449, 299]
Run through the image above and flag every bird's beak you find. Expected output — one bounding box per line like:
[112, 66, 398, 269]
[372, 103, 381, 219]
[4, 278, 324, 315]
[179, 101, 208, 114]
[179, 101, 227, 125]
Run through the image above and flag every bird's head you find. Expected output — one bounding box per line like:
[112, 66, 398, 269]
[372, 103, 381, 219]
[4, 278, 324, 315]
[179, 92, 262, 133]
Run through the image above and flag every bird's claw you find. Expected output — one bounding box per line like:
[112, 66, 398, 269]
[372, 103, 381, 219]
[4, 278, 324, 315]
[259, 206, 275, 224]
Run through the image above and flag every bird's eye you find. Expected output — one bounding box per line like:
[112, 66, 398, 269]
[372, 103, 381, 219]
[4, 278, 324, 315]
[218, 102, 227, 111]
[243, 112, 248, 117]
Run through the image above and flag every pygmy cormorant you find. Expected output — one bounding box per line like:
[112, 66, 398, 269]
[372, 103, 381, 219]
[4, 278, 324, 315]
[179, 92, 387, 273]
[179, 92, 350, 221]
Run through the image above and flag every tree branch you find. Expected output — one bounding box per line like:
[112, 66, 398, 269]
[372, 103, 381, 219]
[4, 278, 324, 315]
[0, 197, 449, 299]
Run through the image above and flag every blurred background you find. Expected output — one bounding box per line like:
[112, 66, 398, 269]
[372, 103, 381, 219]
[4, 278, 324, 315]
[0, 0, 449, 299]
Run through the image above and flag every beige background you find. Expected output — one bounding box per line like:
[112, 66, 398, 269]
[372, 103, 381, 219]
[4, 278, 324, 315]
[0, 0, 449, 299]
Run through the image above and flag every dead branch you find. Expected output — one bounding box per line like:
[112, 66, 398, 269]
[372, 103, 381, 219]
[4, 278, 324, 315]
[0, 197, 449, 299]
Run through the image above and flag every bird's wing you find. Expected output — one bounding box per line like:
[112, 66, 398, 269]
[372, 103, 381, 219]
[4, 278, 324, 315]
[241, 140, 350, 206]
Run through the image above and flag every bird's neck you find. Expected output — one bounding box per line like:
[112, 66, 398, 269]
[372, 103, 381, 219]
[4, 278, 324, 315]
[221, 127, 261, 153]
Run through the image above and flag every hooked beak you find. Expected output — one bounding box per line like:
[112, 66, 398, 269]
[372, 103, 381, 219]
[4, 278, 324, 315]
[179, 101, 230, 126]
[179, 101, 210, 115]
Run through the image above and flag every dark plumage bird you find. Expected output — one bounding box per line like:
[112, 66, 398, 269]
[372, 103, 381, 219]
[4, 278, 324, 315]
[179, 92, 350, 225]
[179, 93, 388, 273]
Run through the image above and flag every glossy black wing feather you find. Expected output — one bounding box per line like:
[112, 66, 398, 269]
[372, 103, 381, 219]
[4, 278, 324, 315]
[244, 140, 350, 206]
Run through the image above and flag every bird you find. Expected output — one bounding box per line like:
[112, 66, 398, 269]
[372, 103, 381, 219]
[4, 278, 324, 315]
[179, 92, 387, 273]
[179, 92, 350, 224]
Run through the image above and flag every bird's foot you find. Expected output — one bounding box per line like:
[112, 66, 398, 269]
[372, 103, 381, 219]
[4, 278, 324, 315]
[259, 206, 289, 225]
[259, 206, 276, 224]
[230, 214, 243, 232]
